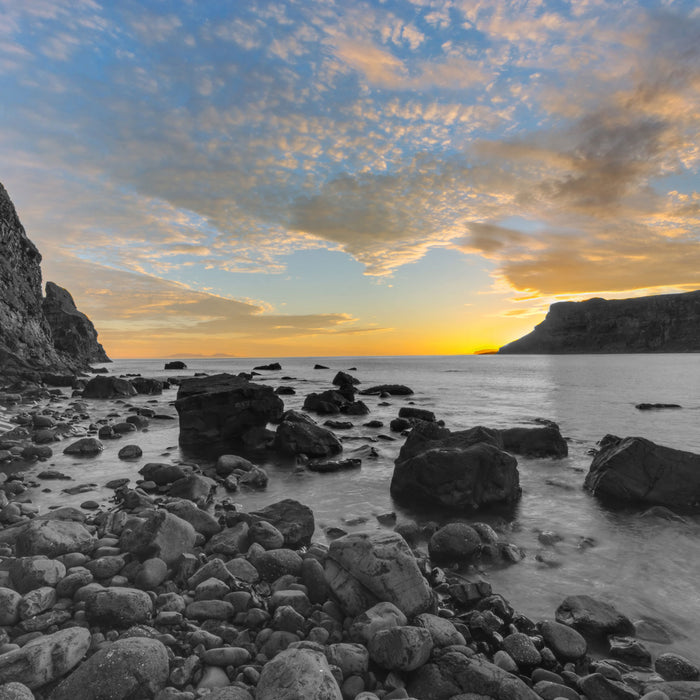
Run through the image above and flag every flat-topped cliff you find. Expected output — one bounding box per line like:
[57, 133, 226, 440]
[0, 182, 109, 380]
[499, 291, 700, 354]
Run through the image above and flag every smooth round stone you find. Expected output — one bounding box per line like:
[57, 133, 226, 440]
[428, 523, 481, 563]
[200, 647, 251, 667]
[0, 681, 34, 699]
[10, 557, 66, 594]
[118, 444, 143, 460]
[0, 588, 22, 625]
[249, 521, 284, 550]
[368, 626, 433, 672]
[541, 619, 587, 660]
[534, 680, 580, 700]
[195, 577, 230, 601]
[197, 665, 231, 690]
[135, 558, 168, 589]
[225, 557, 259, 584]
[185, 600, 234, 621]
[502, 632, 541, 669]
[640, 691, 671, 700]
[655, 652, 700, 681]
[493, 650, 518, 674]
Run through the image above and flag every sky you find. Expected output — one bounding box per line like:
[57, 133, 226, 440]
[1, 0, 700, 358]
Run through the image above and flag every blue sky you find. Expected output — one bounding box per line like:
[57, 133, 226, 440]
[2, 0, 699, 356]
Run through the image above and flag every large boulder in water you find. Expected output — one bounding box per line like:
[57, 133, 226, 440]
[325, 531, 435, 618]
[82, 375, 136, 399]
[500, 426, 568, 458]
[274, 411, 342, 458]
[250, 499, 315, 547]
[584, 436, 700, 509]
[390, 423, 521, 510]
[175, 373, 284, 449]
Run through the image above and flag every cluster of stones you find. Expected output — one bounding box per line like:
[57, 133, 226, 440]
[0, 496, 696, 700]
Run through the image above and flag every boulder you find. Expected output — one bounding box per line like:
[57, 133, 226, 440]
[399, 406, 436, 422]
[333, 371, 360, 387]
[15, 519, 95, 557]
[428, 523, 481, 564]
[130, 377, 164, 395]
[175, 373, 284, 449]
[256, 647, 342, 700]
[166, 499, 221, 537]
[555, 594, 635, 638]
[85, 587, 154, 626]
[368, 626, 433, 671]
[540, 619, 587, 660]
[138, 462, 187, 486]
[50, 637, 169, 700]
[500, 426, 568, 458]
[414, 613, 466, 647]
[119, 509, 196, 565]
[0, 627, 90, 689]
[584, 437, 700, 509]
[407, 650, 540, 700]
[391, 423, 521, 510]
[359, 384, 413, 395]
[62, 437, 103, 455]
[82, 375, 136, 399]
[325, 531, 435, 618]
[274, 417, 342, 457]
[655, 653, 700, 681]
[0, 682, 34, 699]
[254, 362, 281, 370]
[10, 557, 66, 593]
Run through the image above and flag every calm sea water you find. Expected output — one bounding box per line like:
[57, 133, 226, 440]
[17, 354, 700, 658]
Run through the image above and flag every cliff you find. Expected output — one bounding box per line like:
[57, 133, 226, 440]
[0, 182, 109, 381]
[43, 282, 110, 365]
[499, 291, 700, 354]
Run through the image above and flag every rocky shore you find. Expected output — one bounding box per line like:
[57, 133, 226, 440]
[0, 367, 698, 700]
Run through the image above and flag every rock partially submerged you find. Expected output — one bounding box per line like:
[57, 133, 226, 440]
[584, 436, 700, 509]
[391, 423, 521, 510]
[175, 373, 284, 450]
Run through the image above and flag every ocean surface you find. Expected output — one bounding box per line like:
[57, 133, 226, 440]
[13, 354, 700, 659]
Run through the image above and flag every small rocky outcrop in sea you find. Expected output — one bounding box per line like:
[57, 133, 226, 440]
[584, 436, 700, 510]
[499, 291, 700, 354]
[390, 423, 521, 510]
[165, 361, 187, 370]
[175, 373, 284, 450]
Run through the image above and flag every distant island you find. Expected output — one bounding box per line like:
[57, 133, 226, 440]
[499, 291, 700, 354]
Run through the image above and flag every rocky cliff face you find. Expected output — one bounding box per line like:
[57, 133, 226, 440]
[499, 291, 700, 354]
[43, 282, 110, 365]
[0, 182, 109, 380]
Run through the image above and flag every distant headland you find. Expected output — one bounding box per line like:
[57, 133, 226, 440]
[499, 291, 700, 354]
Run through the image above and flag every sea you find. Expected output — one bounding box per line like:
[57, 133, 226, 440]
[12, 354, 700, 659]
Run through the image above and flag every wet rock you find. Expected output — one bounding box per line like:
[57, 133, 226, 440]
[555, 594, 634, 638]
[580, 672, 641, 699]
[118, 444, 142, 460]
[62, 437, 103, 455]
[119, 510, 196, 566]
[610, 636, 652, 667]
[413, 613, 466, 647]
[254, 362, 281, 371]
[253, 548, 303, 582]
[165, 361, 186, 369]
[407, 650, 540, 700]
[325, 531, 435, 618]
[428, 523, 481, 564]
[585, 437, 700, 509]
[15, 519, 95, 557]
[500, 426, 568, 458]
[502, 632, 541, 669]
[175, 373, 284, 450]
[166, 499, 221, 537]
[85, 587, 154, 626]
[359, 385, 413, 396]
[250, 499, 315, 547]
[130, 377, 164, 395]
[0, 682, 34, 699]
[391, 423, 521, 510]
[274, 416, 342, 458]
[139, 462, 188, 485]
[540, 619, 587, 660]
[307, 458, 361, 473]
[167, 473, 216, 505]
[655, 653, 700, 681]
[10, 557, 66, 593]
[249, 520, 284, 550]
[368, 625, 433, 671]
[82, 375, 136, 398]
[256, 647, 342, 700]
[215, 454, 257, 477]
[636, 403, 681, 410]
[50, 637, 169, 700]
[0, 627, 90, 689]
[0, 588, 22, 625]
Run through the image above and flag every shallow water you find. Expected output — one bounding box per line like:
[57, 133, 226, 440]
[8, 354, 700, 659]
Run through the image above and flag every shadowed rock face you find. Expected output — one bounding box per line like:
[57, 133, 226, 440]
[499, 291, 700, 354]
[43, 282, 110, 365]
[0, 182, 108, 380]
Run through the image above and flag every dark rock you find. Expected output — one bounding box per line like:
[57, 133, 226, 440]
[175, 373, 284, 449]
[584, 436, 700, 509]
[250, 499, 315, 547]
[636, 403, 682, 410]
[390, 422, 520, 510]
[500, 426, 568, 458]
[359, 384, 413, 395]
[642, 681, 700, 699]
[42, 281, 109, 365]
[323, 420, 353, 429]
[580, 672, 640, 699]
[303, 390, 348, 415]
[275, 386, 295, 395]
[138, 462, 187, 486]
[333, 371, 360, 387]
[62, 437, 103, 455]
[274, 416, 342, 457]
[130, 377, 164, 395]
[164, 360, 187, 369]
[399, 406, 436, 422]
[428, 523, 481, 564]
[307, 458, 361, 473]
[655, 654, 700, 681]
[313, 363, 329, 369]
[555, 594, 634, 638]
[254, 362, 281, 370]
[82, 375, 137, 399]
[499, 291, 700, 354]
